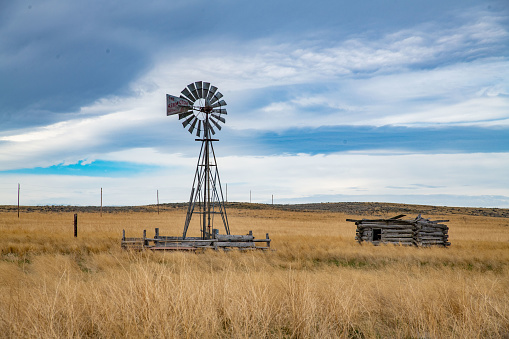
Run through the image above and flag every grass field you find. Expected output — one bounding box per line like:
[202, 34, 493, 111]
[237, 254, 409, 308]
[1, 204, 508, 338]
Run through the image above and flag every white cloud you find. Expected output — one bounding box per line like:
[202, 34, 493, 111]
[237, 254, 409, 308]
[2, 152, 508, 207]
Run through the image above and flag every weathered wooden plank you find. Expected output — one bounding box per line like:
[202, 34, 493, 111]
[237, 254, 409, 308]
[216, 234, 254, 241]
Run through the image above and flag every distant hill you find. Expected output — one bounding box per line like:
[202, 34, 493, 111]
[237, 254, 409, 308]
[2, 202, 508, 218]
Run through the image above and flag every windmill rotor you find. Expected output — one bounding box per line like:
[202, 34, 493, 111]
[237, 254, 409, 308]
[167, 81, 227, 138]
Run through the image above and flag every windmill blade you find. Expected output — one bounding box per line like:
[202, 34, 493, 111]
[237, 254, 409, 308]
[181, 87, 196, 102]
[179, 112, 193, 120]
[195, 81, 203, 98]
[210, 91, 223, 105]
[211, 99, 227, 108]
[196, 120, 202, 137]
[188, 82, 200, 100]
[211, 113, 225, 123]
[210, 116, 222, 131]
[188, 117, 198, 134]
[202, 82, 210, 100]
[187, 83, 199, 101]
[212, 108, 227, 115]
[179, 95, 192, 106]
[182, 115, 195, 128]
[206, 86, 217, 102]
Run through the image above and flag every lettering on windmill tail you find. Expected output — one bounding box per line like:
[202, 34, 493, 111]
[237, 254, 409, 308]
[167, 101, 188, 109]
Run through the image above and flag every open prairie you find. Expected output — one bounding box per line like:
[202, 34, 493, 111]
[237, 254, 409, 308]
[1, 203, 508, 338]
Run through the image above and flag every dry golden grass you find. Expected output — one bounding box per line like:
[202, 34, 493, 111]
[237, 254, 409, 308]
[1, 206, 509, 338]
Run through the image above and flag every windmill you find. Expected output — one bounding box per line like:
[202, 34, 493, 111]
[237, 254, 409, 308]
[120, 82, 271, 251]
[166, 81, 230, 240]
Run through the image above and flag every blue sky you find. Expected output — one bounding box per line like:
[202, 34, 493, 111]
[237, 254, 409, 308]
[1, 0, 508, 207]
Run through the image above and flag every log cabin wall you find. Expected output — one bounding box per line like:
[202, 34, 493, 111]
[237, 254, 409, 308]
[348, 215, 450, 247]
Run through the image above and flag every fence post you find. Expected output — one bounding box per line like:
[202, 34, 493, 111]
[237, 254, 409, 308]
[18, 183, 20, 218]
[74, 213, 78, 237]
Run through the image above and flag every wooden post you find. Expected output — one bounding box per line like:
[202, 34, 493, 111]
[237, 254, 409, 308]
[157, 190, 159, 214]
[17, 183, 20, 218]
[100, 188, 103, 217]
[266, 233, 270, 248]
[143, 229, 147, 247]
[74, 213, 78, 237]
[122, 229, 125, 241]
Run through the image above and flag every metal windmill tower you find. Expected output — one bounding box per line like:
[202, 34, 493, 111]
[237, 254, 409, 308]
[166, 81, 230, 240]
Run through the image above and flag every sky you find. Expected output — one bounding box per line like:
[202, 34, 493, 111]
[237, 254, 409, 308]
[1, 0, 509, 208]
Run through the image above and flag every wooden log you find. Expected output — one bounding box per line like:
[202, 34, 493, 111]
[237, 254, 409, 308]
[382, 238, 415, 243]
[416, 222, 448, 230]
[419, 241, 445, 245]
[383, 234, 413, 239]
[216, 242, 256, 248]
[359, 220, 414, 227]
[358, 223, 414, 228]
[416, 231, 446, 237]
[418, 227, 444, 232]
[383, 229, 414, 234]
[383, 232, 413, 236]
[216, 234, 254, 241]
[417, 236, 446, 241]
